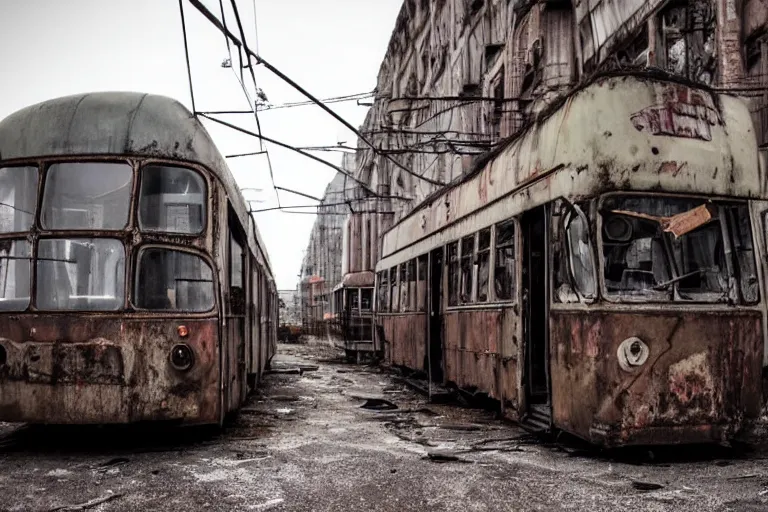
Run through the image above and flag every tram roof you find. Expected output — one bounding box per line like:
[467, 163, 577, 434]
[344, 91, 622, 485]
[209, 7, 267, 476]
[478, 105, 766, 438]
[378, 71, 763, 267]
[0, 91, 273, 279]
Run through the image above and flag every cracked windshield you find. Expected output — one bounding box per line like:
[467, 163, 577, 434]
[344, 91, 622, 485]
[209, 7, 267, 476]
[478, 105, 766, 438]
[1, 1, 768, 511]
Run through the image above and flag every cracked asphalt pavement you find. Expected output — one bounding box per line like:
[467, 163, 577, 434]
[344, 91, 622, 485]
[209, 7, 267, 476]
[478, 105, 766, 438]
[0, 338, 767, 511]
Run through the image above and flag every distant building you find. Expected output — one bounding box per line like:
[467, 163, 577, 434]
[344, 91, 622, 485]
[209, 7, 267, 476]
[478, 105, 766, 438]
[278, 289, 300, 326]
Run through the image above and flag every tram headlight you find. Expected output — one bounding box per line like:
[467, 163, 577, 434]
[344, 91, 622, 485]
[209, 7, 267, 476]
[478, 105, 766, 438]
[170, 344, 195, 372]
[617, 337, 649, 372]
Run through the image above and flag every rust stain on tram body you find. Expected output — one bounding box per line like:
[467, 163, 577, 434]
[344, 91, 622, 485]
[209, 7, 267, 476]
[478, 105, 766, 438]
[551, 310, 763, 446]
[0, 315, 220, 424]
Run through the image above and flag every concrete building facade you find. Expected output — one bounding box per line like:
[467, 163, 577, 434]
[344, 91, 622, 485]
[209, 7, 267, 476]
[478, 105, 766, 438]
[299, 0, 768, 334]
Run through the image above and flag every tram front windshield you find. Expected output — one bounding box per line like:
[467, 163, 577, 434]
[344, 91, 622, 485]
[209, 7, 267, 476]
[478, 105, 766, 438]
[598, 195, 758, 303]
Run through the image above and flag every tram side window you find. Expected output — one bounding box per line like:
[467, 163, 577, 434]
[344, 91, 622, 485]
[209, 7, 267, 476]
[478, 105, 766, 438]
[390, 266, 399, 312]
[139, 165, 205, 234]
[0, 167, 37, 233]
[377, 271, 389, 312]
[407, 259, 417, 311]
[448, 242, 460, 306]
[399, 262, 409, 312]
[42, 163, 133, 230]
[460, 236, 474, 304]
[229, 233, 245, 316]
[565, 208, 596, 299]
[494, 221, 515, 301]
[350, 288, 360, 312]
[729, 205, 758, 303]
[417, 254, 427, 311]
[477, 228, 491, 302]
[135, 248, 214, 312]
[361, 288, 373, 311]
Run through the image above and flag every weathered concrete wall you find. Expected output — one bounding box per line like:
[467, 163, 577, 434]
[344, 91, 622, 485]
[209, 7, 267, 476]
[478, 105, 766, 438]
[298, 167, 349, 329]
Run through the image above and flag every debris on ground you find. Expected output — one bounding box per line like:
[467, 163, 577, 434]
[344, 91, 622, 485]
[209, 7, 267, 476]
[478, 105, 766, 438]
[360, 398, 398, 411]
[423, 450, 468, 463]
[631, 481, 665, 491]
[48, 492, 125, 511]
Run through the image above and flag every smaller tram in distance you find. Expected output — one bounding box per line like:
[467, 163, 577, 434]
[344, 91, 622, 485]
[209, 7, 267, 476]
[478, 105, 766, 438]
[0, 92, 277, 426]
[375, 72, 767, 447]
[331, 271, 379, 362]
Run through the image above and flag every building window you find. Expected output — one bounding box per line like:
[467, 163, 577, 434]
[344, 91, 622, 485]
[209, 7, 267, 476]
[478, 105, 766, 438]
[477, 228, 491, 302]
[460, 235, 475, 303]
[448, 242, 460, 306]
[491, 70, 505, 141]
[494, 220, 516, 301]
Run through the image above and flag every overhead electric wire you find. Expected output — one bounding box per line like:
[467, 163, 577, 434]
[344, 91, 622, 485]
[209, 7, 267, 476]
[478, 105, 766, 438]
[275, 210, 388, 216]
[226, 150, 267, 158]
[197, 91, 375, 115]
[186, 0, 445, 188]
[274, 186, 323, 202]
[252, 201, 359, 213]
[178, 0, 196, 113]
[215, 0, 279, 207]
[199, 113, 380, 196]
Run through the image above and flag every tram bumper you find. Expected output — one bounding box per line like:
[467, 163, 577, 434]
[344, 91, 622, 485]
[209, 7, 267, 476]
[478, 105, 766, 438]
[552, 310, 764, 448]
[0, 317, 220, 425]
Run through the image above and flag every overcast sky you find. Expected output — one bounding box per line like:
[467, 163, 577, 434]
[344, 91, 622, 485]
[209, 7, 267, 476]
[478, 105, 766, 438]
[0, 0, 402, 290]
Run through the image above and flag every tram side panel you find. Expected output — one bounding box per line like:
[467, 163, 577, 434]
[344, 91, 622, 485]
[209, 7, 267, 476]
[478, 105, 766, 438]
[443, 309, 519, 409]
[379, 264, 427, 372]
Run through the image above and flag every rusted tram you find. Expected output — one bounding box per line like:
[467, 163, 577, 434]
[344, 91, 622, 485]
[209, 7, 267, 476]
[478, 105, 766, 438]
[375, 72, 767, 447]
[0, 92, 277, 425]
[331, 272, 379, 362]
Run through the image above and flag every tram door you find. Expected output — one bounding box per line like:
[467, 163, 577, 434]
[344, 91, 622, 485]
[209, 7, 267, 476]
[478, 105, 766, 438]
[428, 248, 444, 383]
[521, 205, 550, 409]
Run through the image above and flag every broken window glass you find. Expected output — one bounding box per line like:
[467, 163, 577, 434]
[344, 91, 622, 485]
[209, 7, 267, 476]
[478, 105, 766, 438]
[566, 208, 596, 299]
[601, 211, 670, 299]
[460, 235, 474, 303]
[494, 220, 515, 301]
[42, 163, 133, 230]
[0, 167, 37, 233]
[477, 228, 491, 302]
[377, 271, 388, 312]
[448, 242, 459, 306]
[600, 196, 755, 303]
[732, 206, 758, 304]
